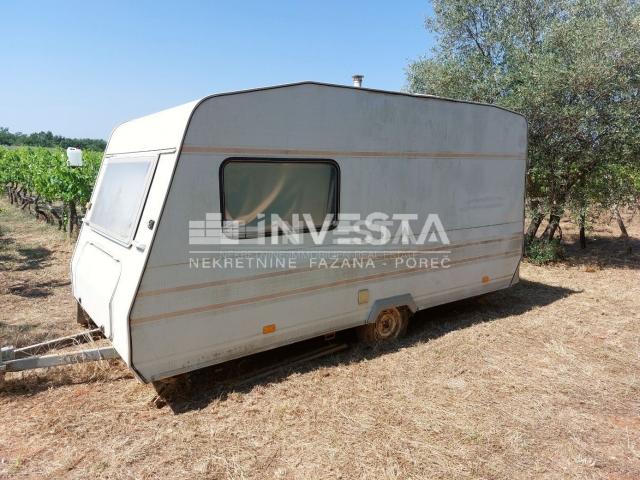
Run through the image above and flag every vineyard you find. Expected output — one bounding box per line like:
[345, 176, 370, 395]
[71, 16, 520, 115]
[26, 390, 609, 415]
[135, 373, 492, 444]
[0, 146, 102, 236]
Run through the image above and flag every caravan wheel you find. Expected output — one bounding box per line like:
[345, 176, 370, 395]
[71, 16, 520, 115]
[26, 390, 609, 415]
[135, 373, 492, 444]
[358, 307, 408, 343]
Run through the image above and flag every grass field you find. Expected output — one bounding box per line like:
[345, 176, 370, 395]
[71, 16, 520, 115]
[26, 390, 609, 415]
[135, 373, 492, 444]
[1, 197, 639, 479]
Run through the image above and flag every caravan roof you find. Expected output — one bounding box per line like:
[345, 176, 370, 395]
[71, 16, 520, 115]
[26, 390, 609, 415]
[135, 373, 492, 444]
[105, 81, 525, 156]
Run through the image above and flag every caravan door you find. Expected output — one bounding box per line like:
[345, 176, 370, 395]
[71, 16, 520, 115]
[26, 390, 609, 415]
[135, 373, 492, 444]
[72, 154, 158, 339]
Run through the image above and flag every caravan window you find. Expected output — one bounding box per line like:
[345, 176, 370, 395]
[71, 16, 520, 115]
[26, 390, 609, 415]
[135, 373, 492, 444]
[89, 155, 156, 245]
[221, 159, 339, 236]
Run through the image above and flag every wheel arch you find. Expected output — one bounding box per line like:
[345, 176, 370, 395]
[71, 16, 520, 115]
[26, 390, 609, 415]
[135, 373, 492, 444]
[366, 294, 417, 324]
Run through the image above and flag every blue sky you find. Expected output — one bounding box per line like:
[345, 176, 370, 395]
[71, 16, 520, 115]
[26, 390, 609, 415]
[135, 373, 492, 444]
[1, 1, 434, 139]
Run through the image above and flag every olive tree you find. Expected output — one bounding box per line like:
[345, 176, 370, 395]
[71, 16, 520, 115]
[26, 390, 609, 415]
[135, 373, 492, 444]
[407, 0, 640, 244]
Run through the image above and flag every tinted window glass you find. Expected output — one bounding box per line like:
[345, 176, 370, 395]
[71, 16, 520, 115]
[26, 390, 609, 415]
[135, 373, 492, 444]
[90, 156, 154, 243]
[222, 160, 338, 233]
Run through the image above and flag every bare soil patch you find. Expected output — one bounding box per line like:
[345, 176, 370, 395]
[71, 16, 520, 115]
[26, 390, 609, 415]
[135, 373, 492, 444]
[1, 198, 639, 479]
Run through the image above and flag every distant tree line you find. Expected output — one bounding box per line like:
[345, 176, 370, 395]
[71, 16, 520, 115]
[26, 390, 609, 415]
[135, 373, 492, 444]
[0, 127, 106, 151]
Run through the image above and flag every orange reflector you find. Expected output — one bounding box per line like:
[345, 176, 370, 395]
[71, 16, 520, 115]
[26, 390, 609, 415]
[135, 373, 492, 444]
[482, 275, 490, 284]
[358, 289, 370, 305]
[262, 324, 276, 334]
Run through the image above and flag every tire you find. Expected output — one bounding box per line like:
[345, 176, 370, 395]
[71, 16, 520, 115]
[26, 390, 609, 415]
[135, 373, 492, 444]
[76, 302, 91, 327]
[358, 307, 409, 344]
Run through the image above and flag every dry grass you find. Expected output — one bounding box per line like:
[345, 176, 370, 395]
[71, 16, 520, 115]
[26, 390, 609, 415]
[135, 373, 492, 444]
[0, 200, 79, 348]
[1, 198, 639, 479]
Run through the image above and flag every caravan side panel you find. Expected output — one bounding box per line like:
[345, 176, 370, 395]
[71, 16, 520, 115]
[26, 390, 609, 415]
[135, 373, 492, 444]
[129, 84, 527, 381]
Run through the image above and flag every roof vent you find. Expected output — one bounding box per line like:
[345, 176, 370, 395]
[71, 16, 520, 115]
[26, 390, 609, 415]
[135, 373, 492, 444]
[352, 75, 364, 88]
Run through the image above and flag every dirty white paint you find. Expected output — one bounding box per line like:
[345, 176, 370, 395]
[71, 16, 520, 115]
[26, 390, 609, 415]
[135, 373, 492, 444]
[71, 82, 527, 382]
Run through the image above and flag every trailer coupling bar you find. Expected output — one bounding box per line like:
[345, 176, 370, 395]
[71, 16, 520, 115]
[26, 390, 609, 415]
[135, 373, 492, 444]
[11, 328, 104, 359]
[1, 328, 118, 374]
[1, 346, 118, 373]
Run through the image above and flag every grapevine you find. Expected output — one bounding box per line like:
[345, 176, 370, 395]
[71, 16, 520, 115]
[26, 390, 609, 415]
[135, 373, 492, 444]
[0, 146, 102, 236]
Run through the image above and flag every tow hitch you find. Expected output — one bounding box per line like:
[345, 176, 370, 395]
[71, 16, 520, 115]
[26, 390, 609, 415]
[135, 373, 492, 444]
[0, 328, 118, 382]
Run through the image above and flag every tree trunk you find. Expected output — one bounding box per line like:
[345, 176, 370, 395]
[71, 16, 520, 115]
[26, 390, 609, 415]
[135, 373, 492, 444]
[614, 206, 631, 253]
[542, 212, 561, 242]
[579, 213, 586, 249]
[525, 210, 544, 244]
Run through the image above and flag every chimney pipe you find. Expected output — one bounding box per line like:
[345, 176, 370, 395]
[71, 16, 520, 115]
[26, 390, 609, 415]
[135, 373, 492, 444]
[352, 74, 364, 88]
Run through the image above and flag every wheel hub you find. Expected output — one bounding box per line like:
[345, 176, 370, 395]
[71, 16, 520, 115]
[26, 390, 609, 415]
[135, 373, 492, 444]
[375, 309, 400, 339]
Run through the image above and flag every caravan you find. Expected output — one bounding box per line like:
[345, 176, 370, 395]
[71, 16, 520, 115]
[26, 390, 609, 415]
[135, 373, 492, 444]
[70, 82, 527, 382]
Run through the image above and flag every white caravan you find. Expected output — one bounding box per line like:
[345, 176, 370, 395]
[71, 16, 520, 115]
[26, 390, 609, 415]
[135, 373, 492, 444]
[70, 82, 527, 383]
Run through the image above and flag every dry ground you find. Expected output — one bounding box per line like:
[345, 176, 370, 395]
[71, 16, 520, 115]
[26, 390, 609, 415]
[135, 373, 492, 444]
[0, 197, 639, 479]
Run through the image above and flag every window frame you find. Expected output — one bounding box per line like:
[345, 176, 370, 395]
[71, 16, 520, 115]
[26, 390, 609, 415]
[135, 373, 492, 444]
[87, 153, 159, 247]
[219, 157, 341, 238]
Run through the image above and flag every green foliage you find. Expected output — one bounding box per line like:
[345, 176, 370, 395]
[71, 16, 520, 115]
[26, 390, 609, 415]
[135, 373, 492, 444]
[407, 0, 640, 241]
[0, 146, 102, 205]
[0, 126, 106, 151]
[525, 238, 564, 264]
